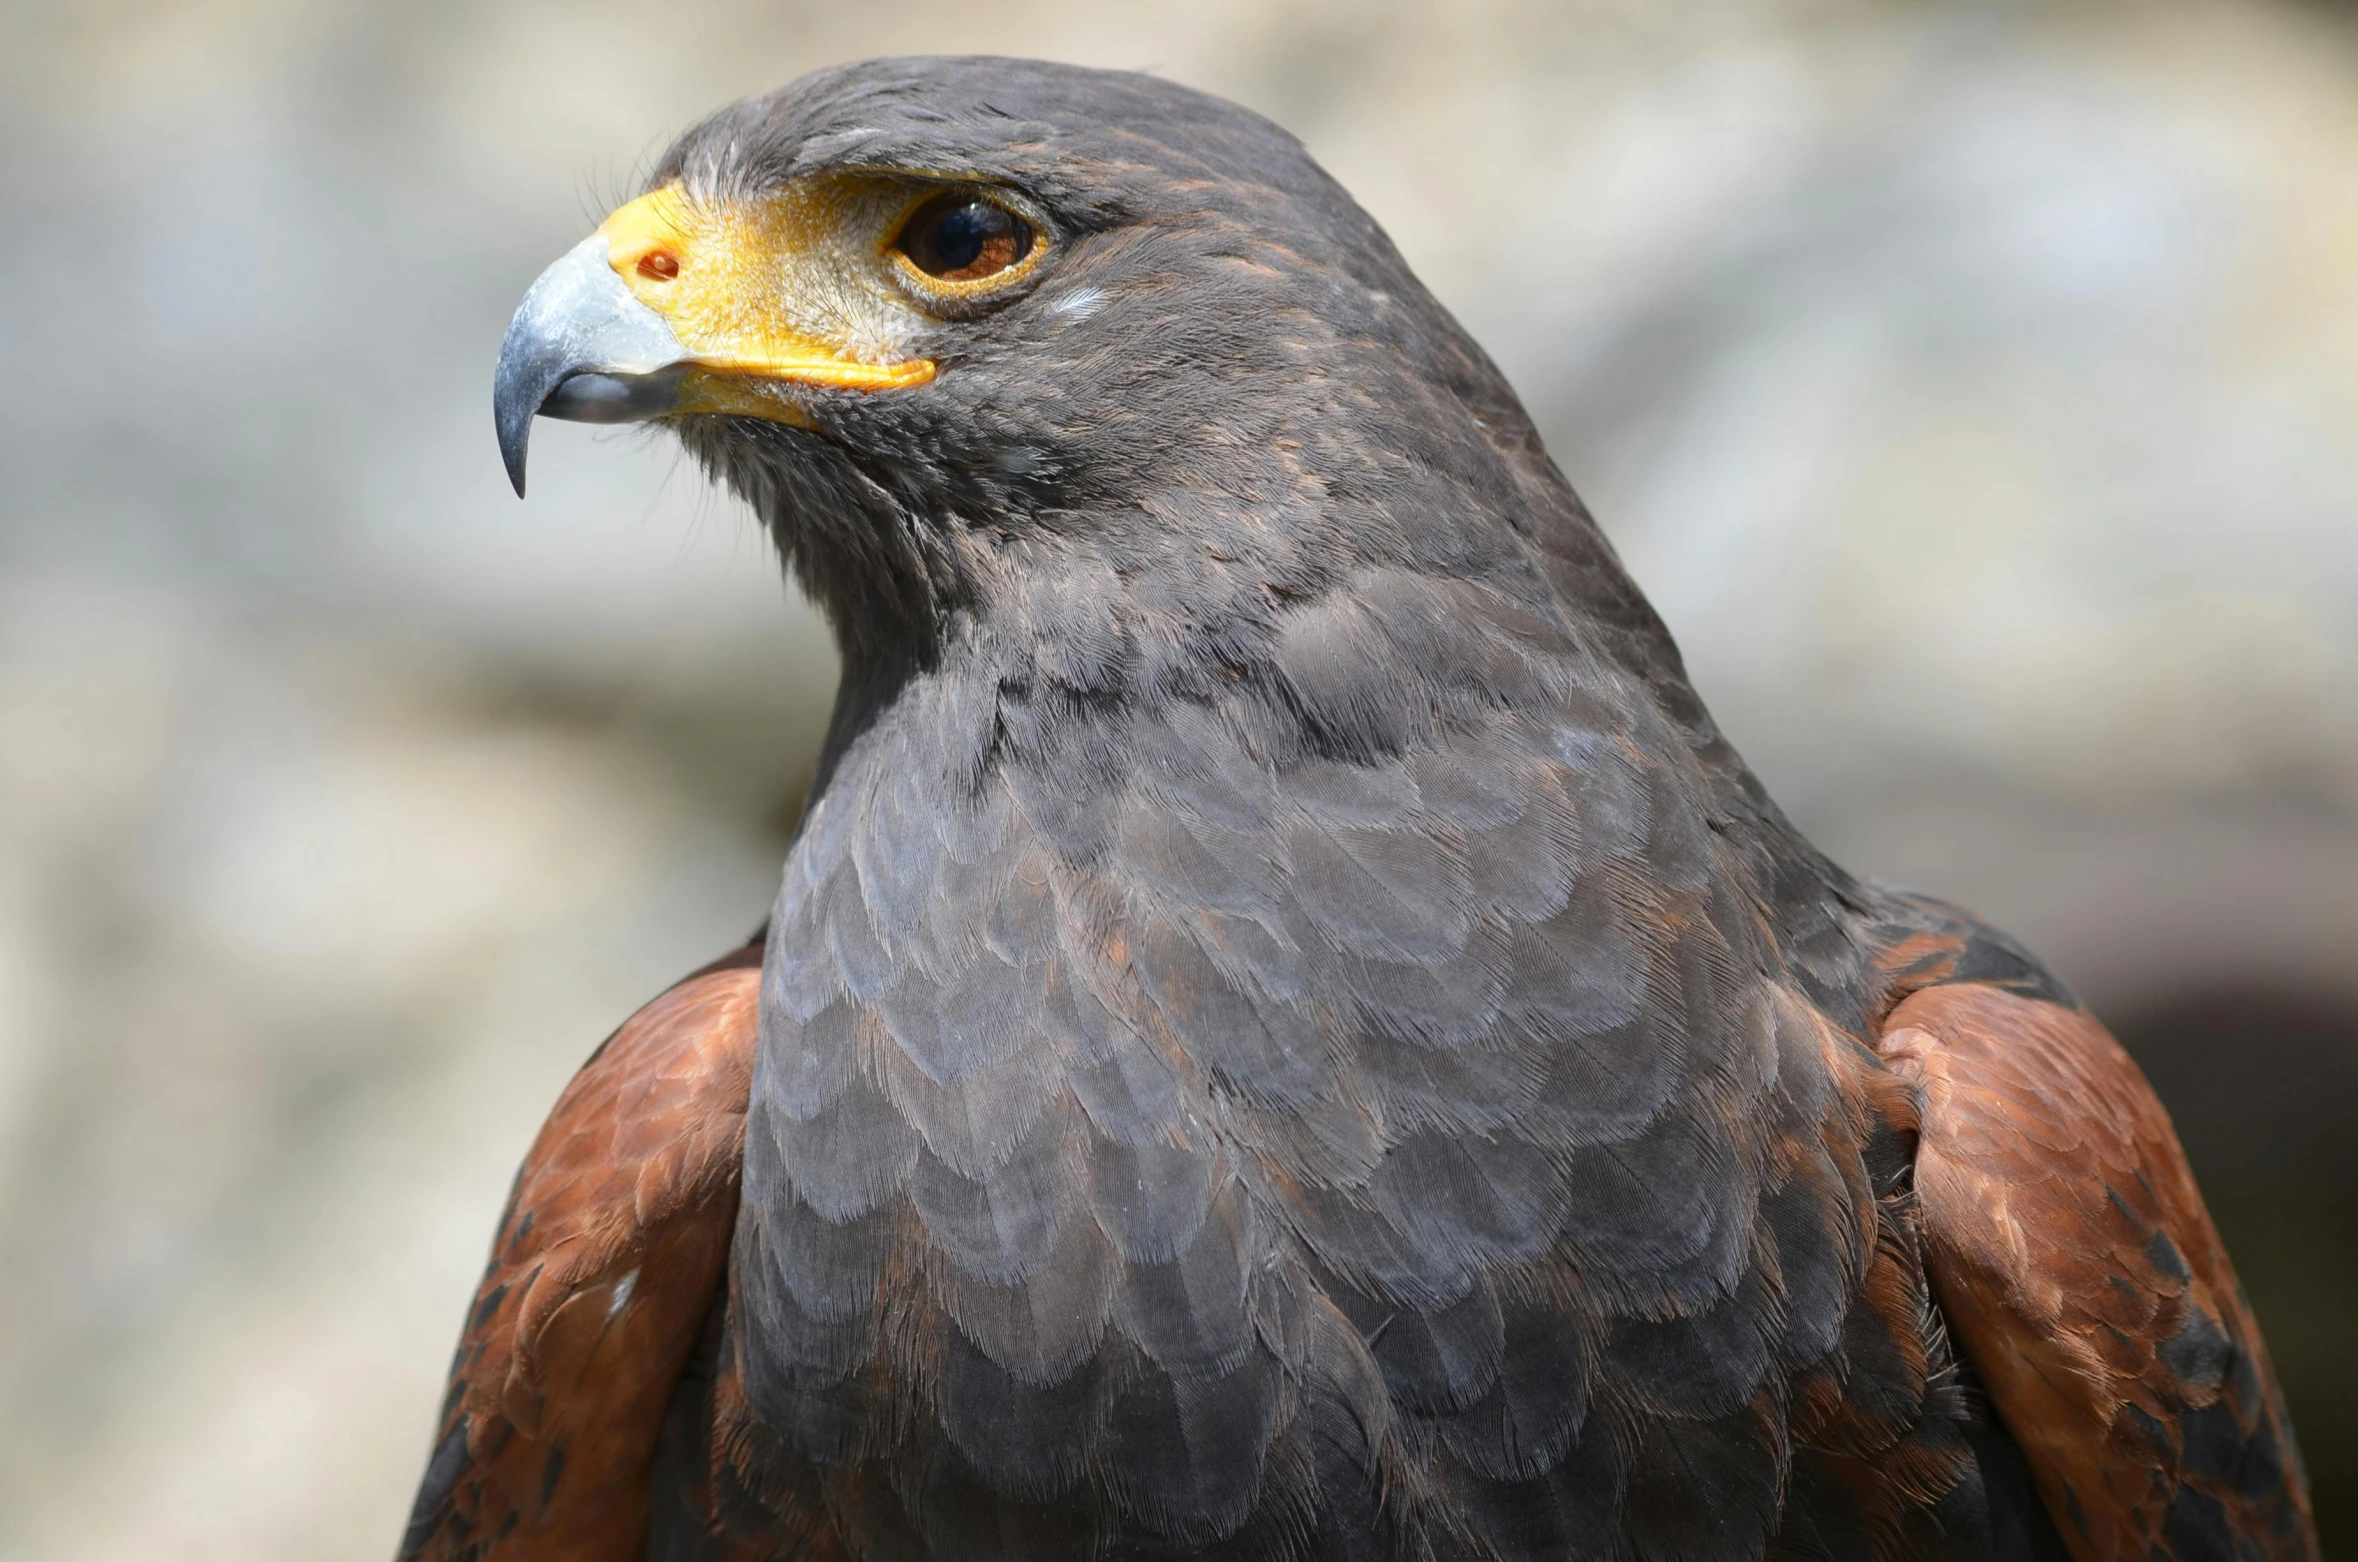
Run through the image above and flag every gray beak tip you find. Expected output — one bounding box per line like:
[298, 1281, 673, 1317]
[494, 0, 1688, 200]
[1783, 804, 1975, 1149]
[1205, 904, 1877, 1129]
[493, 301, 554, 499]
[496, 374, 533, 498]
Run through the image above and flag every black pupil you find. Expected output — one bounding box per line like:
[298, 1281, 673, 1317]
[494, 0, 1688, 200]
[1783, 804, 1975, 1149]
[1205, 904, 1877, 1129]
[933, 204, 1002, 271]
[906, 196, 1029, 280]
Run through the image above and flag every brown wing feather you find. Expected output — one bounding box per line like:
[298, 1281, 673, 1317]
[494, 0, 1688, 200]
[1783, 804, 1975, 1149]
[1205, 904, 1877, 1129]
[398, 945, 763, 1562]
[1877, 982, 2316, 1561]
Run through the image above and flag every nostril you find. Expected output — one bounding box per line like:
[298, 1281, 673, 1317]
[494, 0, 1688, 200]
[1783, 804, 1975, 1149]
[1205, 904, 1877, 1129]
[637, 251, 680, 281]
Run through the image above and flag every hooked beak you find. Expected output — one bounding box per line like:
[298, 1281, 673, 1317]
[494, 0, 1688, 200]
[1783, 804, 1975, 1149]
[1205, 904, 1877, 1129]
[493, 187, 936, 497]
[492, 235, 691, 496]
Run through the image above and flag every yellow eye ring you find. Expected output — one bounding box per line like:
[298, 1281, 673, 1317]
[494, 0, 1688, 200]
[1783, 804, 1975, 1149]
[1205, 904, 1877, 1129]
[886, 188, 1049, 304]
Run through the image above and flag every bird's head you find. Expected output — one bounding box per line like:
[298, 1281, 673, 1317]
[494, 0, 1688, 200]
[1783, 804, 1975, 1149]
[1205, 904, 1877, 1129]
[498, 56, 1559, 677]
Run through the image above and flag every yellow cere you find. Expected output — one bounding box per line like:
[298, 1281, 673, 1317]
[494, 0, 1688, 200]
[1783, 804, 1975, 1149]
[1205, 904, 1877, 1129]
[595, 183, 936, 397]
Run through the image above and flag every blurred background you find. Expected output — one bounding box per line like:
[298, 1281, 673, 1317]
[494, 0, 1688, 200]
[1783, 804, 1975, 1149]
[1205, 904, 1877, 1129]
[2, 0, 2353, 1554]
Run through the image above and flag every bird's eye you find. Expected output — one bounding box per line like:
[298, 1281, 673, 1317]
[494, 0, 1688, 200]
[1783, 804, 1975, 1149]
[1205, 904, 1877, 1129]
[894, 193, 1034, 283]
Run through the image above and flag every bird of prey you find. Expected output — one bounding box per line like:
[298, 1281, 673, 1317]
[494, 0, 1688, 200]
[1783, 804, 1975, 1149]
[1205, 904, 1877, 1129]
[405, 56, 2316, 1562]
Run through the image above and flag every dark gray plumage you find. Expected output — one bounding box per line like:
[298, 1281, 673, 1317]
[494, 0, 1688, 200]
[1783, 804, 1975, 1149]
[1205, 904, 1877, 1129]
[673, 56, 2009, 1559]
[404, 54, 2315, 1562]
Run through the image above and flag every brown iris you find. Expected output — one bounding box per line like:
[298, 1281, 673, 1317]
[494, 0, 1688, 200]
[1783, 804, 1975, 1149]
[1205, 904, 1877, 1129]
[894, 193, 1034, 282]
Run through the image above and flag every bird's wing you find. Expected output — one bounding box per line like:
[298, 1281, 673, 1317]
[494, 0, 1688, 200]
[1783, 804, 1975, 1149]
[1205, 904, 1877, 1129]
[397, 944, 761, 1562]
[1875, 981, 2316, 1560]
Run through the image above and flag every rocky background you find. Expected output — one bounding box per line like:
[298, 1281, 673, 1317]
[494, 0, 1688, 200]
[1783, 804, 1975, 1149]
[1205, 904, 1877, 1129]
[2, 1, 2353, 1554]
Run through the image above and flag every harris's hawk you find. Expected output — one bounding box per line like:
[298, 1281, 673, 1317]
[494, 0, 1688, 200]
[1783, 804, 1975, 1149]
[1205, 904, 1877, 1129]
[405, 56, 2317, 1562]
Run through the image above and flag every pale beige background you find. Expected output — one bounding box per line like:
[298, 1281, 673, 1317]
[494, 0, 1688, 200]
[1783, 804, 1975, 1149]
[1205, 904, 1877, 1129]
[3, 1, 2354, 1555]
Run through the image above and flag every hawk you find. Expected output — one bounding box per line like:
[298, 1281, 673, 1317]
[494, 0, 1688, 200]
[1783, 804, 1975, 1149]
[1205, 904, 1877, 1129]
[404, 55, 2316, 1561]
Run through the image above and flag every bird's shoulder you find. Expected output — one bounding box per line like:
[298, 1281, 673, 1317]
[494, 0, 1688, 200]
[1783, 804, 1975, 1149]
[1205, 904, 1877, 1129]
[398, 942, 762, 1562]
[1869, 916, 2317, 1560]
